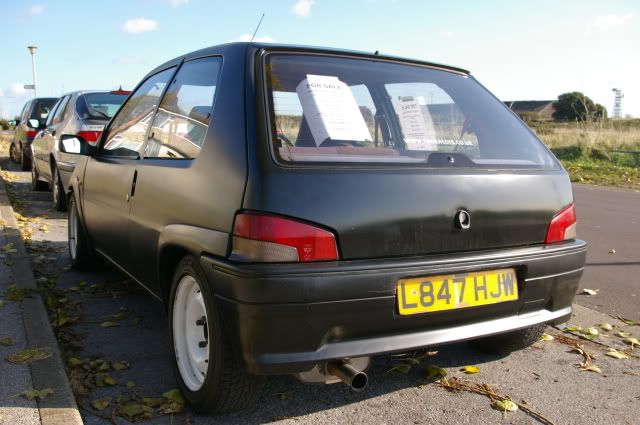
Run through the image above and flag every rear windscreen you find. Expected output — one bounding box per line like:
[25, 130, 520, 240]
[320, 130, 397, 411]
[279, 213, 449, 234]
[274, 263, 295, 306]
[265, 54, 558, 169]
[76, 93, 128, 120]
[31, 99, 57, 121]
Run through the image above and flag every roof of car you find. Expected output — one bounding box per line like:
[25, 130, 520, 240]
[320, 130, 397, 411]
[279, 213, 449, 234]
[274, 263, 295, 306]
[146, 42, 470, 79]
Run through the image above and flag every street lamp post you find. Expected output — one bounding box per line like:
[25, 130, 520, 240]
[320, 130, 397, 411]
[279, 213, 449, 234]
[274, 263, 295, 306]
[27, 46, 37, 97]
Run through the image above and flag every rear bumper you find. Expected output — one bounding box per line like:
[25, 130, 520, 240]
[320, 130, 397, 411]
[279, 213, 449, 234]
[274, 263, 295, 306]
[201, 240, 586, 375]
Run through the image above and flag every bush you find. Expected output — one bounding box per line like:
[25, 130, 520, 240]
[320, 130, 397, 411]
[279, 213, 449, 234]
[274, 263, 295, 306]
[0, 119, 9, 131]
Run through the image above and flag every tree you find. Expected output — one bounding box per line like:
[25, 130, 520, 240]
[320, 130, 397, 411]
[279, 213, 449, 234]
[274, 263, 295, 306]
[552, 92, 607, 122]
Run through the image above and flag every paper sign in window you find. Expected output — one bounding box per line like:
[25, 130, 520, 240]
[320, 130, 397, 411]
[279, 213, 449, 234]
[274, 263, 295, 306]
[296, 75, 372, 147]
[394, 96, 437, 150]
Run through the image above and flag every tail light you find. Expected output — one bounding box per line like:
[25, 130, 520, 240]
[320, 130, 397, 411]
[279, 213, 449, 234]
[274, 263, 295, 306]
[231, 212, 339, 262]
[25, 130, 37, 138]
[544, 203, 577, 243]
[77, 131, 102, 143]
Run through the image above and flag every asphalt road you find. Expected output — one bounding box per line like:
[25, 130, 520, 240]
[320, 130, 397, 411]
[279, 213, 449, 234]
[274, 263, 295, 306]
[1, 154, 639, 425]
[573, 184, 640, 321]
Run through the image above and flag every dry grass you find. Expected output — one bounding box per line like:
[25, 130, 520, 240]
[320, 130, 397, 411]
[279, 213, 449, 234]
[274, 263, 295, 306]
[539, 124, 640, 152]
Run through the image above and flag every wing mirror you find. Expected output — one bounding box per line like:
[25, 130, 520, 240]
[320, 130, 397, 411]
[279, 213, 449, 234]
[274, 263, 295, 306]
[59, 134, 95, 156]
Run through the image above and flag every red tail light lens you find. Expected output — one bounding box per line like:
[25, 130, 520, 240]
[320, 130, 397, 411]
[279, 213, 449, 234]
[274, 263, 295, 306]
[25, 130, 37, 138]
[544, 203, 577, 243]
[77, 131, 102, 142]
[231, 212, 339, 262]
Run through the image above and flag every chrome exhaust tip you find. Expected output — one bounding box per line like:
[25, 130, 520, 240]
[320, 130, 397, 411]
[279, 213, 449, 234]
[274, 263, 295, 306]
[327, 360, 368, 391]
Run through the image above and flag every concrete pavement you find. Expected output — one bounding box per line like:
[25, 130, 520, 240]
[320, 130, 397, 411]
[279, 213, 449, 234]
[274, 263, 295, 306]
[573, 184, 640, 321]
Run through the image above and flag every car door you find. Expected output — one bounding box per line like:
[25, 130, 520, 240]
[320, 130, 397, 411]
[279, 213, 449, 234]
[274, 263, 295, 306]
[126, 57, 223, 289]
[82, 68, 175, 272]
[34, 95, 70, 182]
[32, 98, 60, 176]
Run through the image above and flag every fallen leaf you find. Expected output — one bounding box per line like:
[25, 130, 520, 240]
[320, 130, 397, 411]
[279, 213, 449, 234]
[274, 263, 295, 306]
[564, 325, 582, 332]
[118, 403, 144, 419]
[100, 321, 119, 328]
[2, 243, 17, 253]
[67, 357, 83, 367]
[492, 399, 518, 412]
[460, 365, 480, 374]
[112, 361, 130, 371]
[387, 363, 411, 374]
[539, 333, 554, 341]
[0, 300, 5, 309]
[598, 323, 613, 331]
[0, 336, 15, 346]
[5, 347, 51, 364]
[623, 337, 640, 348]
[103, 375, 117, 385]
[613, 316, 637, 326]
[91, 397, 111, 411]
[616, 331, 632, 338]
[19, 388, 54, 400]
[161, 389, 185, 414]
[126, 381, 136, 389]
[581, 327, 599, 337]
[142, 397, 165, 407]
[424, 365, 447, 379]
[606, 349, 629, 359]
[579, 364, 601, 373]
[580, 288, 599, 296]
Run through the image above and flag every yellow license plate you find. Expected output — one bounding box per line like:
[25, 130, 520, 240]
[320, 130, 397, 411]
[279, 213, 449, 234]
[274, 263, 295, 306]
[397, 268, 518, 315]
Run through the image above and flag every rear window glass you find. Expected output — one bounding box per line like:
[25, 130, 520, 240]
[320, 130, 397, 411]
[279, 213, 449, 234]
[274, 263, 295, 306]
[265, 54, 558, 169]
[76, 93, 128, 120]
[30, 98, 57, 121]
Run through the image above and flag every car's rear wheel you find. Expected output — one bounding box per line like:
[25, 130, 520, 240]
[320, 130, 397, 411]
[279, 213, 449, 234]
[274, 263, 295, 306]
[52, 165, 67, 212]
[469, 324, 546, 354]
[168, 256, 263, 413]
[9, 142, 21, 164]
[68, 197, 97, 270]
[31, 159, 48, 191]
[20, 148, 32, 171]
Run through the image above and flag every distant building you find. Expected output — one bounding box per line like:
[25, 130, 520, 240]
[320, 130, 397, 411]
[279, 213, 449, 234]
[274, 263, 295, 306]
[504, 100, 555, 120]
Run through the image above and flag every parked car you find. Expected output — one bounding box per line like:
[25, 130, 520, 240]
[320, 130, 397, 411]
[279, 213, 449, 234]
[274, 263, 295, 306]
[31, 90, 130, 210]
[9, 97, 58, 170]
[60, 43, 586, 413]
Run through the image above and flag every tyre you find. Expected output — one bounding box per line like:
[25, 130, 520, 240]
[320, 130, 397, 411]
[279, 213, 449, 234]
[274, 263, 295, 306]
[31, 159, 48, 191]
[52, 165, 67, 212]
[9, 142, 21, 164]
[469, 324, 546, 354]
[168, 256, 264, 413]
[21, 148, 32, 171]
[68, 197, 97, 270]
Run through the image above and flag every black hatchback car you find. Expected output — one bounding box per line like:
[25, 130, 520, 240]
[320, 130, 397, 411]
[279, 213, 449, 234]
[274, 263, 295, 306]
[10, 97, 58, 170]
[60, 43, 586, 413]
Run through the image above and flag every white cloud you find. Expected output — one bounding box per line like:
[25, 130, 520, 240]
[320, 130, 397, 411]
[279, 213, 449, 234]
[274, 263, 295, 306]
[122, 18, 159, 34]
[0, 89, 4, 97]
[168, 0, 188, 7]
[28, 4, 45, 16]
[291, 0, 314, 17]
[9, 83, 27, 97]
[439, 31, 454, 40]
[238, 34, 276, 43]
[592, 12, 635, 31]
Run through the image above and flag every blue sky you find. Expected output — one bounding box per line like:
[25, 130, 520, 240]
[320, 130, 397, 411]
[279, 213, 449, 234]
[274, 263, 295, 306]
[1, 0, 638, 118]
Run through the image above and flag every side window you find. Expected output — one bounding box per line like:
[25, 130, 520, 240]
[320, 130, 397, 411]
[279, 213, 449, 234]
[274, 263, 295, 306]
[102, 68, 175, 157]
[51, 96, 70, 125]
[144, 57, 222, 159]
[45, 99, 62, 126]
[20, 101, 33, 123]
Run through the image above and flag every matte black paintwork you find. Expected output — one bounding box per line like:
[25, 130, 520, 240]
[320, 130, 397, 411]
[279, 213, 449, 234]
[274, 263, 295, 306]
[68, 42, 586, 376]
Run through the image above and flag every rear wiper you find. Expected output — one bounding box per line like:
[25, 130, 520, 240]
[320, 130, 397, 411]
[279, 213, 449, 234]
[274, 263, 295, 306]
[88, 107, 109, 119]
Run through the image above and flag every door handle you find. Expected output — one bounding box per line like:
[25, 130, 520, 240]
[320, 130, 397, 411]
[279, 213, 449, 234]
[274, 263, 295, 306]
[51, 130, 56, 137]
[128, 170, 138, 201]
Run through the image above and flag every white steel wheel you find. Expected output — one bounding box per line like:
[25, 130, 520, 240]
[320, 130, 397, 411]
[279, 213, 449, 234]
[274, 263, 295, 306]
[173, 275, 210, 391]
[68, 204, 78, 260]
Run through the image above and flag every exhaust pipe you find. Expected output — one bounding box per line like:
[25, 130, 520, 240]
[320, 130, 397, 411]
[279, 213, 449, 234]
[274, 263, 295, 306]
[327, 360, 368, 391]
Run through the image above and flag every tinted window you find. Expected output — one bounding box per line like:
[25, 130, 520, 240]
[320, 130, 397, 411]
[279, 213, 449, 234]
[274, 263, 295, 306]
[265, 54, 558, 169]
[76, 93, 128, 120]
[51, 96, 70, 125]
[30, 98, 57, 121]
[144, 57, 221, 159]
[20, 101, 32, 122]
[102, 68, 175, 157]
[45, 99, 62, 126]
